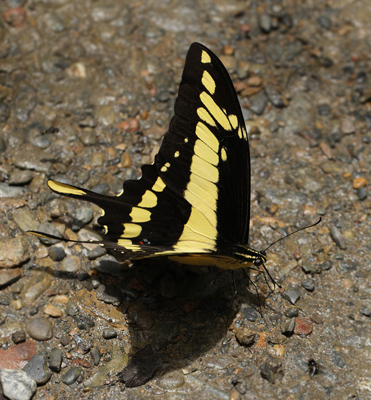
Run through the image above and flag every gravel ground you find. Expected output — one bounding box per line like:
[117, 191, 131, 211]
[0, 1, 370, 399]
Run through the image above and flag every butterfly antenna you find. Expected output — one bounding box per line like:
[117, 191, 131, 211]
[263, 217, 322, 253]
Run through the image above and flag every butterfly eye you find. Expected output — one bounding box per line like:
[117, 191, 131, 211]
[254, 258, 263, 267]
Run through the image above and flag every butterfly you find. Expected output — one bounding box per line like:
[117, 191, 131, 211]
[29, 43, 268, 272]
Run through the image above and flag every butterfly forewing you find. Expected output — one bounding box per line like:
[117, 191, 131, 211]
[156, 43, 251, 250]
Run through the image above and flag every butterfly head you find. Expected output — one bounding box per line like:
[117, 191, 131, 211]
[231, 245, 267, 267]
[252, 250, 266, 267]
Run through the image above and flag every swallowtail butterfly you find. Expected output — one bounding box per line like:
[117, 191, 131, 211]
[30, 43, 269, 271]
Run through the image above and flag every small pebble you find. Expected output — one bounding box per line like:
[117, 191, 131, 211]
[90, 347, 101, 366]
[259, 13, 272, 33]
[59, 255, 81, 273]
[260, 362, 283, 384]
[102, 328, 117, 339]
[33, 223, 62, 246]
[0, 237, 29, 268]
[317, 103, 331, 116]
[0, 369, 37, 400]
[235, 328, 257, 346]
[360, 306, 371, 317]
[339, 262, 356, 272]
[265, 85, 286, 107]
[294, 317, 313, 335]
[241, 306, 259, 322]
[23, 354, 51, 385]
[48, 246, 66, 262]
[61, 366, 83, 386]
[12, 329, 26, 344]
[0, 268, 22, 287]
[281, 318, 295, 335]
[353, 177, 367, 189]
[331, 350, 345, 368]
[74, 314, 95, 330]
[66, 302, 79, 317]
[93, 256, 125, 276]
[44, 304, 63, 317]
[284, 308, 299, 318]
[118, 346, 155, 387]
[25, 318, 53, 341]
[60, 334, 71, 346]
[71, 206, 94, 230]
[317, 14, 332, 30]
[248, 90, 269, 115]
[357, 187, 367, 201]
[320, 261, 332, 271]
[301, 278, 315, 292]
[281, 288, 301, 305]
[95, 284, 122, 306]
[48, 347, 63, 372]
[87, 245, 106, 260]
[329, 226, 347, 250]
[155, 371, 185, 390]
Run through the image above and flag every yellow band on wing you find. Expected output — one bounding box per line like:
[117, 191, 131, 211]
[48, 180, 87, 196]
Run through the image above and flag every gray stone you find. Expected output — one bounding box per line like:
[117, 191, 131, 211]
[8, 170, 34, 185]
[241, 306, 259, 322]
[66, 302, 79, 316]
[282, 288, 301, 304]
[25, 318, 53, 341]
[61, 366, 83, 386]
[34, 223, 62, 246]
[48, 246, 66, 262]
[301, 278, 315, 292]
[329, 226, 347, 250]
[59, 255, 81, 273]
[71, 206, 94, 230]
[23, 354, 51, 385]
[90, 347, 101, 366]
[360, 306, 371, 317]
[93, 255, 125, 276]
[156, 371, 185, 390]
[11, 329, 26, 344]
[48, 347, 63, 372]
[259, 13, 272, 33]
[0, 369, 37, 400]
[265, 85, 285, 107]
[339, 262, 356, 272]
[249, 90, 268, 115]
[0, 268, 22, 287]
[102, 328, 117, 339]
[281, 318, 295, 335]
[95, 284, 122, 306]
[357, 187, 367, 201]
[0, 183, 25, 198]
[318, 14, 332, 30]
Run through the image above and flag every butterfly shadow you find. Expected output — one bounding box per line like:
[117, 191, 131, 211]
[104, 258, 261, 387]
[27, 254, 260, 387]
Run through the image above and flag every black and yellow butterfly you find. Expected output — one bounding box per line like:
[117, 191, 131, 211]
[30, 43, 268, 271]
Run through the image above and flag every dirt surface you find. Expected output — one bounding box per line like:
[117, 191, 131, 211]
[0, 0, 370, 399]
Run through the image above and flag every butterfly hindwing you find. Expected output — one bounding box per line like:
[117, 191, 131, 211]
[31, 43, 251, 261]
